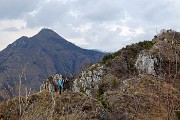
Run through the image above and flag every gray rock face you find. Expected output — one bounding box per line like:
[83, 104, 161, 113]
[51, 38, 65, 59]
[72, 64, 106, 96]
[135, 52, 159, 75]
[40, 74, 67, 93]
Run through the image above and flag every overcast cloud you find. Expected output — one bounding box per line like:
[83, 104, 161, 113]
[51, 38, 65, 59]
[0, 0, 180, 51]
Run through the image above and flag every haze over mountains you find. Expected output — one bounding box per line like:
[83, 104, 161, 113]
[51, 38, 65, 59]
[0, 28, 105, 101]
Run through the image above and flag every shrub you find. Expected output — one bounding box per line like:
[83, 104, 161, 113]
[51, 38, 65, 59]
[101, 51, 120, 64]
[111, 79, 118, 89]
[138, 41, 154, 50]
[175, 110, 180, 120]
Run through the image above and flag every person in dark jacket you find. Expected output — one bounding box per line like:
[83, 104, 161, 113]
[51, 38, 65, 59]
[48, 76, 58, 93]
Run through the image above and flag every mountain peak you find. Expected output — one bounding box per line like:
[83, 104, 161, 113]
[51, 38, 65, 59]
[39, 28, 55, 33]
[8, 36, 29, 48]
[36, 28, 60, 38]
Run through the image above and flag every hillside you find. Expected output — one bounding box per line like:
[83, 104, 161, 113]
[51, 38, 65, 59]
[0, 76, 179, 120]
[0, 29, 180, 120]
[0, 28, 105, 101]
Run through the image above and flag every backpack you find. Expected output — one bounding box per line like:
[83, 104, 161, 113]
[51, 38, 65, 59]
[58, 80, 63, 87]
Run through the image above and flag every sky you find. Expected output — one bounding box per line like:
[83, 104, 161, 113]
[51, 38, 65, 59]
[0, 0, 180, 52]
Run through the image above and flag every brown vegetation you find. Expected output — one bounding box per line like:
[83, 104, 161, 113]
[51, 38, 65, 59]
[0, 29, 180, 120]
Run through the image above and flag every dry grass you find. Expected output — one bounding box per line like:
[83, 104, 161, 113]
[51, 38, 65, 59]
[0, 75, 179, 120]
[96, 73, 180, 120]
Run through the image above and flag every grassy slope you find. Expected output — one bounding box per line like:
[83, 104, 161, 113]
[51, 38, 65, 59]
[0, 74, 179, 120]
[0, 30, 180, 120]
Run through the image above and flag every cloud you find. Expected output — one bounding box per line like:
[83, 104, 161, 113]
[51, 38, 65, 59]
[0, 27, 41, 51]
[72, 23, 93, 33]
[26, 0, 71, 27]
[68, 38, 89, 46]
[119, 26, 144, 37]
[0, 0, 180, 51]
[2, 27, 19, 32]
[0, 19, 26, 31]
[0, 0, 43, 19]
[80, 0, 123, 22]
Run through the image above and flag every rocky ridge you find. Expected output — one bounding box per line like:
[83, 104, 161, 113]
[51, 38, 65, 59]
[0, 29, 180, 120]
[72, 64, 107, 96]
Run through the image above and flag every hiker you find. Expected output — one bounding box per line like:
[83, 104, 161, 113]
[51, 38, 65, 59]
[58, 78, 63, 95]
[48, 76, 58, 93]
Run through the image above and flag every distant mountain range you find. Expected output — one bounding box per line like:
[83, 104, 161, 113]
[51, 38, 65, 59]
[91, 49, 112, 54]
[0, 28, 105, 101]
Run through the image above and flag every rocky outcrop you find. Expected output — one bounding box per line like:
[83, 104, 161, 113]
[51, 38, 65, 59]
[72, 64, 107, 96]
[40, 74, 70, 93]
[135, 51, 159, 75]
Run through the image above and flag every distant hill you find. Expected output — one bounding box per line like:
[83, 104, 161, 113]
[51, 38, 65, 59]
[0, 28, 105, 101]
[91, 49, 112, 54]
